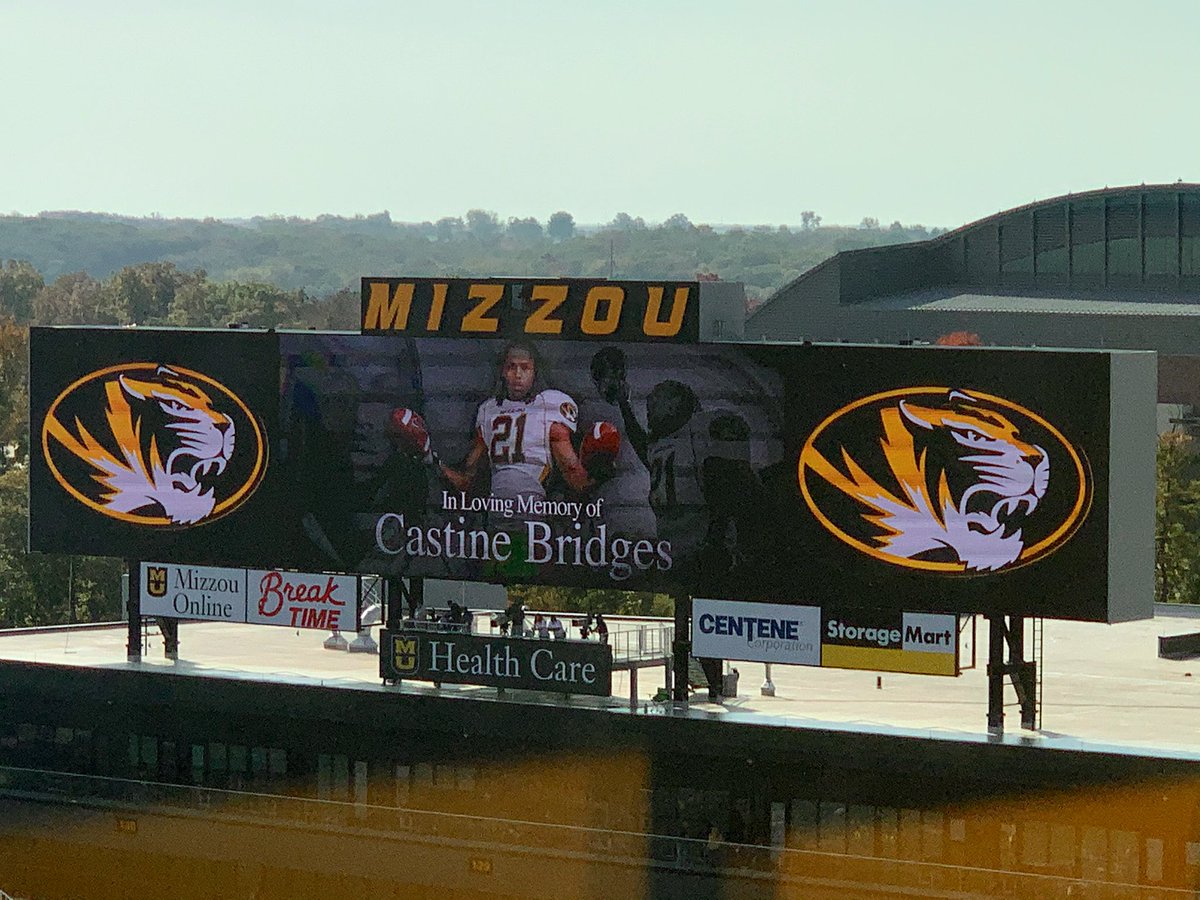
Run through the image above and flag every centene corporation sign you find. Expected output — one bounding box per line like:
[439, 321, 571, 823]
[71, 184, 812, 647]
[692, 599, 959, 676]
[140, 562, 360, 632]
[380, 630, 613, 697]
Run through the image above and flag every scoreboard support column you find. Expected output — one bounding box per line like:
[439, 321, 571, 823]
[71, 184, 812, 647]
[671, 595, 692, 703]
[125, 560, 141, 662]
[986, 615, 1039, 735]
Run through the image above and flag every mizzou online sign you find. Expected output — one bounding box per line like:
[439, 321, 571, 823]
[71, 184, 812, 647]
[29, 326, 1154, 623]
[139, 562, 360, 632]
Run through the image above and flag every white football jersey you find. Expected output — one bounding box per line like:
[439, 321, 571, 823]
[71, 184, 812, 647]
[476, 389, 577, 502]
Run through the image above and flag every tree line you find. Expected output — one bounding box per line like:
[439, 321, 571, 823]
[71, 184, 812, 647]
[0, 209, 941, 310]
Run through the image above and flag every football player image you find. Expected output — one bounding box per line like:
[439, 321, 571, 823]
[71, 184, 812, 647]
[581, 347, 657, 537]
[603, 358, 767, 585]
[390, 340, 615, 524]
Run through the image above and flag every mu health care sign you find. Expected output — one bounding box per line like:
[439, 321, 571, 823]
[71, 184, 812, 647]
[691, 599, 959, 676]
[30, 326, 1155, 623]
[141, 562, 360, 632]
[380, 630, 613, 696]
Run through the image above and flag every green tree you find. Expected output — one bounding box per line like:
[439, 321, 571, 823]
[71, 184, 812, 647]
[546, 211, 576, 241]
[465, 209, 501, 243]
[102, 261, 204, 325]
[506, 216, 544, 242]
[1156, 433, 1200, 604]
[0, 260, 44, 323]
[0, 322, 29, 460]
[507, 585, 673, 617]
[31, 272, 108, 325]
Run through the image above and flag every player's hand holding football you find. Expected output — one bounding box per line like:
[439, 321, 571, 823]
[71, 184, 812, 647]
[580, 421, 620, 483]
[389, 408, 435, 464]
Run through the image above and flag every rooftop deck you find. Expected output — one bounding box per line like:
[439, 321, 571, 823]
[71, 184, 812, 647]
[0, 609, 1197, 761]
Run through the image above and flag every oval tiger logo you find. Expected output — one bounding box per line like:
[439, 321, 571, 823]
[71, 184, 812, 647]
[41, 363, 267, 527]
[798, 388, 1090, 574]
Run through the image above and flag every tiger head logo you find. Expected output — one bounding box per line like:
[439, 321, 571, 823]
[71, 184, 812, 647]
[42, 364, 265, 526]
[799, 389, 1089, 574]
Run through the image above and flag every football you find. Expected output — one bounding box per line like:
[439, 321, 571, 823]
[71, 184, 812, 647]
[389, 408, 431, 457]
[581, 421, 620, 472]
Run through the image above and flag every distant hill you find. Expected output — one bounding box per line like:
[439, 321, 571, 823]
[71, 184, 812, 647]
[0, 211, 939, 306]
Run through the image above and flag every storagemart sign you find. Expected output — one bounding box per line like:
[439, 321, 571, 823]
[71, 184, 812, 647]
[380, 630, 612, 696]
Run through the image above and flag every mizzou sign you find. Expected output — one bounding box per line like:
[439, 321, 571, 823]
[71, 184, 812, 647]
[28, 325, 1154, 623]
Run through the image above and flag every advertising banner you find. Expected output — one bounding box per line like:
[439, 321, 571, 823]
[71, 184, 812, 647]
[139, 562, 359, 632]
[33, 326, 1155, 623]
[141, 562, 247, 623]
[246, 569, 359, 631]
[692, 599, 959, 676]
[379, 629, 613, 696]
[691, 599, 820, 665]
[820, 609, 958, 676]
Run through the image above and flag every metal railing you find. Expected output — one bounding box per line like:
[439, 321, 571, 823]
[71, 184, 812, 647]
[607, 623, 673, 663]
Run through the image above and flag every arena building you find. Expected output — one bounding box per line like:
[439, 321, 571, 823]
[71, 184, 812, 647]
[747, 183, 1200, 411]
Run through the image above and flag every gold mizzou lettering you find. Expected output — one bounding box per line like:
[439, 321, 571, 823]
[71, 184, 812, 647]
[360, 279, 697, 340]
[797, 387, 1090, 575]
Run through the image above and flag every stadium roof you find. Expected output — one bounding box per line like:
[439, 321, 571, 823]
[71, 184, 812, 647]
[746, 183, 1200, 347]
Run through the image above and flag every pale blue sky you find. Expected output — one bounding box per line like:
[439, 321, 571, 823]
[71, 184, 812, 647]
[3, 0, 1197, 228]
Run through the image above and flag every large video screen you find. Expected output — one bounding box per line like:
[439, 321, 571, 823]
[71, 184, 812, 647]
[30, 327, 1154, 622]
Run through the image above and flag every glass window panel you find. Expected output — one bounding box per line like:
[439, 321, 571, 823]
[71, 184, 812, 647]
[818, 801, 847, 853]
[1080, 826, 1108, 879]
[250, 747, 268, 775]
[208, 742, 227, 773]
[1146, 194, 1178, 281]
[127, 734, 139, 769]
[269, 749, 287, 776]
[140, 735, 157, 769]
[332, 754, 350, 800]
[1107, 196, 1141, 282]
[876, 807, 898, 858]
[1000, 215, 1034, 279]
[791, 799, 818, 849]
[317, 753, 331, 800]
[1182, 195, 1200, 285]
[1109, 829, 1139, 883]
[228, 745, 247, 774]
[965, 226, 1000, 283]
[1035, 206, 1067, 278]
[354, 760, 369, 805]
[1146, 837, 1164, 881]
[1071, 200, 1105, 282]
[1050, 824, 1075, 868]
[922, 811, 943, 860]
[395, 764, 411, 806]
[1022, 820, 1049, 866]
[899, 809, 922, 859]
[847, 805, 875, 856]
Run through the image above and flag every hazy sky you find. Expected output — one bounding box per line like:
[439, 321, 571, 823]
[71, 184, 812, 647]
[4, 0, 1198, 229]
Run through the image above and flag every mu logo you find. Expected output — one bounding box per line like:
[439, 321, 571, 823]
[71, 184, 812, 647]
[146, 566, 168, 598]
[798, 388, 1090, 574]
[392, 637, 419, 673]
[41, 363, 266, 527]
